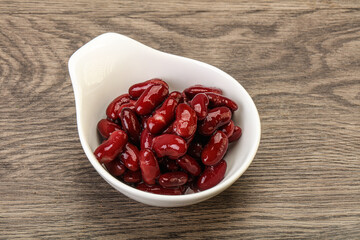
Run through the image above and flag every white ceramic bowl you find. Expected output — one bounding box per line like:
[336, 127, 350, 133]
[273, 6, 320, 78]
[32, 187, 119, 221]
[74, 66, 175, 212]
[68, 33, 261, 207]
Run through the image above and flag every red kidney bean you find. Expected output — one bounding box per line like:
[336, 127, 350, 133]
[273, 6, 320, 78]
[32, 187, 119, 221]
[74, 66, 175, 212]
[140, 128, 154, 150]
[94, 130, 128, 164]
[120, 143, 140, 171]
[139, 149, 160, 185]
[220, 120, 235, 138]
[128, 78, 169, 99]
[173, 103, 197, 139]
[136, 183, 182, 195]
[97, 119, 121, 139]
[189, 93, 209, 121]
[183, 85, 222, 99]
[152, 134, 187, 159]
[197, 159, 227, 191]
[177, 155, 202, 176]
[199, 107, 232, 136]
[169, 91, 182, 101]
[106, 94, 131, 120]
[146, 92, 181, 134]
[187, 140, 203, 159]
[104, 159, 126, 176]
[134, 84, 169, 115]
[159, 172, 188, 188]
[201, 130, 228, 166]
[116, 100, 136, 117]
[205, 92, 238, 111]
[123, 170, 142, 183]
[120, 108, 141, 144]
[228, 126, 242, 143]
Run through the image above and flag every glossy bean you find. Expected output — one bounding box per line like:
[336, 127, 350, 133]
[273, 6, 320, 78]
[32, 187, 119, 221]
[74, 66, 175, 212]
[136, 183, 182, 195]
[120, 108, 141, 144]
[189, 93, 209, 120]
[134, 84, 169, 115]
[177, 154, 202, 176]
[199, 107, 232, 136]
[201, 130, 228, 166]
[140, 128, 154, 150]
[120, 143, 140, 171]
[128, 78, 169, 99]
[169, 91, 182, 101]
[183, 85, 222, 99]
[116, 100, 136, 117]
[106, 94, 131, 120]
[228, 126, 242, 143]
[139, 149, 160, 185]
[152, 134, 187, 159]
[173, 103, 197, 139]
[205, 92, 238, 111]
[94, 130, 128, 164]
[220, 120, 235, 138]
[97, 119, 121, 139]
[146, 91, 181, 134]
[159, 172, 188, 188]
[123, 170, 142, 183]
[197, 159, 227, 191]
[104, 159, 126, 176]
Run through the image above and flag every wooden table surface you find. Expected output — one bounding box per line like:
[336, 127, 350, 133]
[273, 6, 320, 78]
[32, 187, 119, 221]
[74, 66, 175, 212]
[1, 1, 359, 239]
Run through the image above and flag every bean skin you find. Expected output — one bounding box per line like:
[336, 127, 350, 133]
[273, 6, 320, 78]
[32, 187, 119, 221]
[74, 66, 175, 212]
[97, 119, 121, 139]
[120, 143, 140, 171]
[134, 84, 169, 116]
[120, 108, 141, 144]
[219, 120, 235, 138]
[189, 93, 209, 120]
[94, 130, 128, 164]
[183, 85, 222, 99]
[228, 126, 242, 143]
[158, 172, 188, 188]
[128, 78, 169, 99]
[173, 103, 198, 139]
[201, 130, 228, 166]
[152, 134, 188, 159]
[205, 92, 238, 111]
[140, 128, 154, 150]
[146, 91, 181, 134]
[139, 149, 160, 185]
[104, 159, 126, 176]
[177, 154, 202, 176]
[106, 94, 131, 120]
[116, 100, 136, 118]
[123, 170, 142, 183]
[199, 107, 232, 136]
[197, 159, 227, 191]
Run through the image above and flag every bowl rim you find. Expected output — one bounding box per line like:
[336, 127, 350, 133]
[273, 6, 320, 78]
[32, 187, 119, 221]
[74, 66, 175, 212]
[68, 32, 261, 203]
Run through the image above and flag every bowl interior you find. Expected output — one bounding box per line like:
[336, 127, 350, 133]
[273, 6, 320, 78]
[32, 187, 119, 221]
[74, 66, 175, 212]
[69, 33, 260, 206]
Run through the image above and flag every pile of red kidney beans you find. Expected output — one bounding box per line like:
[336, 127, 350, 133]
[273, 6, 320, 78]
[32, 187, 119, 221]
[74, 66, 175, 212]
[94, 79, 242, 195]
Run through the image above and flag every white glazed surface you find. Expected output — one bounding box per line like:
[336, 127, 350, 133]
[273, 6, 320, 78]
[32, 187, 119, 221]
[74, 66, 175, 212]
[68, 33, 261, 207]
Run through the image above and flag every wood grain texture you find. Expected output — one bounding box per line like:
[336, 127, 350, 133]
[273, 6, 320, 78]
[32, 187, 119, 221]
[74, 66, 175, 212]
[0, 1, 359, 239]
